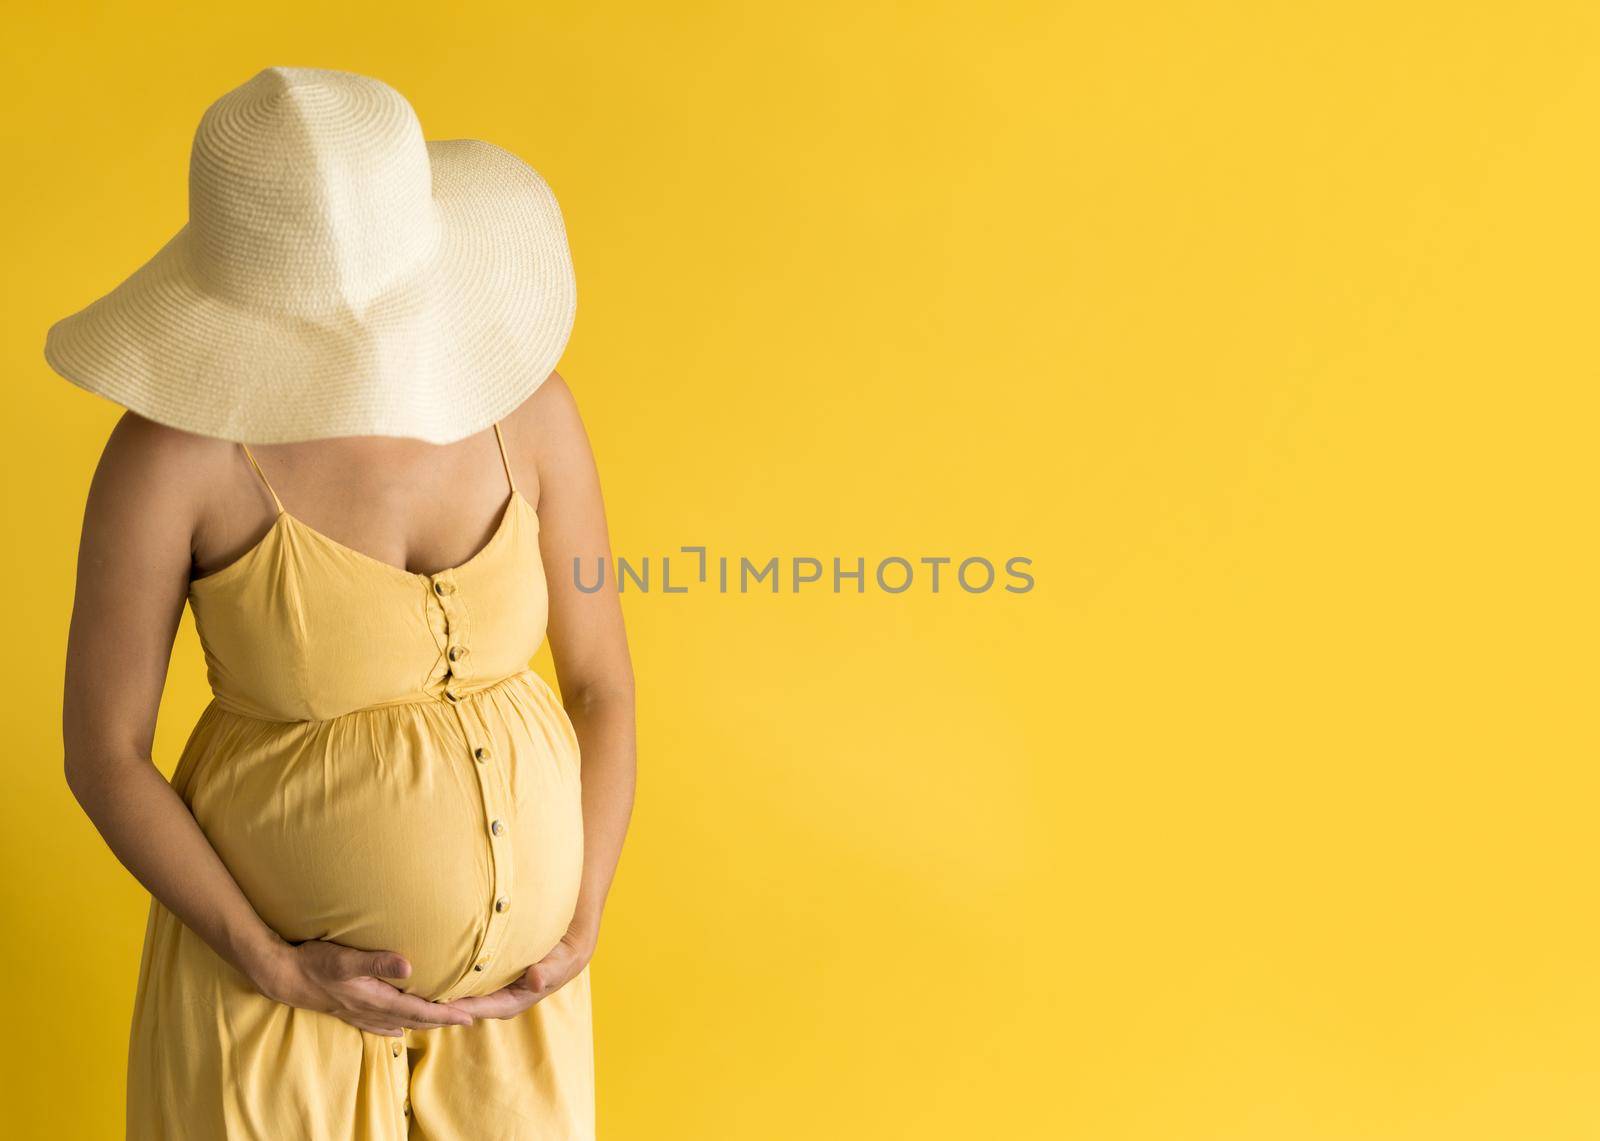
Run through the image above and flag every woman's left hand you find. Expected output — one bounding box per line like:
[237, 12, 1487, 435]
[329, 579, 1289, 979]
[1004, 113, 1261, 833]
[444, 929, 595, 1019]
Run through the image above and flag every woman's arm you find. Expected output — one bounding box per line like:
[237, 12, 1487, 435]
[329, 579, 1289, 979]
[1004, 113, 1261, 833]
[449, 374, 637, 1017]
[535, 374, 637, 958]
[63, 413, 472, 1037]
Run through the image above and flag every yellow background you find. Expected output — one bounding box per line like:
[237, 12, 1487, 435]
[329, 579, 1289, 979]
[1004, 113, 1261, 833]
[2, 2, 1596, 1137]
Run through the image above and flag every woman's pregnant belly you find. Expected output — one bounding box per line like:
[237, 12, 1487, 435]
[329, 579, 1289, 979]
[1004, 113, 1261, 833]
[180, 682, 585, 1001]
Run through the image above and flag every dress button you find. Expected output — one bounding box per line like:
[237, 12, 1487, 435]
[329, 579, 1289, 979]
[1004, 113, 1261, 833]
[391, 1040, 401, 1057]
[445, 690, 459, 704]
[495, 897, 510, 913]
[473, 961, 487, 972]
[448, 645, 465, 662]
[474, 746, 489, 762]
[433, 580, 455, 596]
[490, 819, 504, 836]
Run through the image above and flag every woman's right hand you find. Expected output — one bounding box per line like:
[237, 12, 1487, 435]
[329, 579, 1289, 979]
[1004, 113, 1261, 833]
[250, 939, 474, 1037]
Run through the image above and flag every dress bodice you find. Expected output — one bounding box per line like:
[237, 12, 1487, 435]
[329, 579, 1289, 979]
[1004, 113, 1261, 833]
[186, 426, 547, 722]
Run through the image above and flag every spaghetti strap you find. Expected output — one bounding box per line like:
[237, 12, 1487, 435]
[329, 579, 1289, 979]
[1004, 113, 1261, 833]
[239, 442, 286, 514]
[491, 421, 518, 495]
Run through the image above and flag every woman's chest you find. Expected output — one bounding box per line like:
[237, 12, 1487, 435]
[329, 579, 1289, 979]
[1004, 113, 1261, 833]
[188, 507, 548, 721]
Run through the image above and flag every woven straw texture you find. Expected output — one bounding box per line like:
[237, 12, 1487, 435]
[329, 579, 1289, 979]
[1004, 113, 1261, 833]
[43, 66, 576, 444]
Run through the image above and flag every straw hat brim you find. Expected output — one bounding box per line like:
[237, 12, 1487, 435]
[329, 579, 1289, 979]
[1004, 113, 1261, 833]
[43, 139, 575, 444]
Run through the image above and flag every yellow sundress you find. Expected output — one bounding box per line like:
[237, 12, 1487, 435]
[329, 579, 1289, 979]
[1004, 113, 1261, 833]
[126, 422, 594, 1139]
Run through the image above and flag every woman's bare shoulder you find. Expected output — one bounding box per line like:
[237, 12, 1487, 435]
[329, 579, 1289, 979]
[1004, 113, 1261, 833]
[501, 370, 597, 487]
[103, 409, 235, 459]
[94, 412, 236, 512]
[505, 369, 581, 437]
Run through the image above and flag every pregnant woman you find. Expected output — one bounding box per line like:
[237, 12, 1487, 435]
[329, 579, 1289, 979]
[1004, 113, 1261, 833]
[49, 68, 635, 1138]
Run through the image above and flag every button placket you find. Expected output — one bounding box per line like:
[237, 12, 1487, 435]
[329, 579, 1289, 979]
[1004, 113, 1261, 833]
[447, 699, 516, 994]
[386, 1033, 410, 1127]
[426, 572, 516, 999]
[431, 571, 471, 704]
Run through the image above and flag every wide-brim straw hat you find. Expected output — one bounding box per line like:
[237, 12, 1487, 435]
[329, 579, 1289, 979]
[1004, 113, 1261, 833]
[43, 66, 576, 444]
